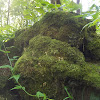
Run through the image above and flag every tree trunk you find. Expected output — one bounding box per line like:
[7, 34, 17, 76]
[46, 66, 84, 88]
[7, 0, 10, 25]
[51, 0, 61, 4]
[77, 0, 80, 14]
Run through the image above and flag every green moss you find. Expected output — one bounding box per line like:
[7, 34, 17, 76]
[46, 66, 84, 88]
[86, 37, 100, 60]
[13, 11, 93, 54]
[83, 63, 100, 88]
[14, 22, 41, 52]
[14, 35, 100, 94]
[14, 35, 85, 71]
[0, 75, 9, 90]
[39, 55, 57, 66]
[13, 35, 87, 99]
[41, 11, 88, 27]
[39, 11, 90, 47]
[51, 60, 82, 78]
[0, 11, 100, 100]
[0, 68, 11, 90]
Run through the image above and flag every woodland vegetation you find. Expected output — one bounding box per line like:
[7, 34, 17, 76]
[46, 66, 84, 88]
[0, 0, 100, 100]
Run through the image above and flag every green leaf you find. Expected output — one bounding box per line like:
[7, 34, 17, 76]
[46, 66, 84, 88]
[11, 85, 23, 90]
[24, 15, 33, 20]
[23, 9, 31, 15]
[0, 49, 10, 53]
[92, 12, 99, 20]
[43, 94, 47, 100]
[81, 22, 92, 32]
[9, 58, 17, 61]
[66, 1, 82, 12]
[36, 91, 46, 98]
[47, 4, 55, 9]
[31, 12, 36, 17]
[63, 97, 70, 100]
[64, 86, 73, 99]
[56, 4, 61, 8]
[34, 8, 45, 14]
[41, 1, 49, 6]
[9, 56, 19, 61]
[9, 74, 20, 83]
[4, 50, 10, 53]
[0, 65, 13, 71]
[13, 56, 19, 59]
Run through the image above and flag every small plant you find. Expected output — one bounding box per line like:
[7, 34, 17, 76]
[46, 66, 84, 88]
[63, 86, 73, 100]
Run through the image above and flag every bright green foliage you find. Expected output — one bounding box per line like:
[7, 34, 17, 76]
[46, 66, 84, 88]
[0, 65, 13, 71]
[9, 56, 19, 61]
[63, 1, 82, 12]
[36, 91, 47, 100]
[9, 74, 20, 83]
[0, 49, 10, 54]
[0, 0, 82, 32]
[80, 4, 100, 33]
[10, 85, 24, 90]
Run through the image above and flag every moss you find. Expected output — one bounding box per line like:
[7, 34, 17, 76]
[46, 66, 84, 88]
[14, 35, 100, 100]
[14, 29, 27, 37]
[2, 11, 100, 99]
[86, 37, 100, 60]
[14, 22, 41, 53]
[13, 35, 87, 100]
[39, 55, 57, 66]
[51, 60, 82, 78]
[0, 68, 11, 90]
[0, 75, 10, 90]
[48, 38, 85, 64]
[39, 11, 91, 47]
[14, 35, 100, 93]
[41, 11, 88, 27]
[57, 25, 84, 47]
[13, 11, 94, 54]
[14, 35, 85, 72]
[83, 63, 100, 88]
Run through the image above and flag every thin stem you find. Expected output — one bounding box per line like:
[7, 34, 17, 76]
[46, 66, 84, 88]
[3, 43, 12, 67]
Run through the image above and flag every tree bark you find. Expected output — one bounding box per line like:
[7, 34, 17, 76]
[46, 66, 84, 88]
[77, 0, 80, 14]
[51, 0, 61, 4]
